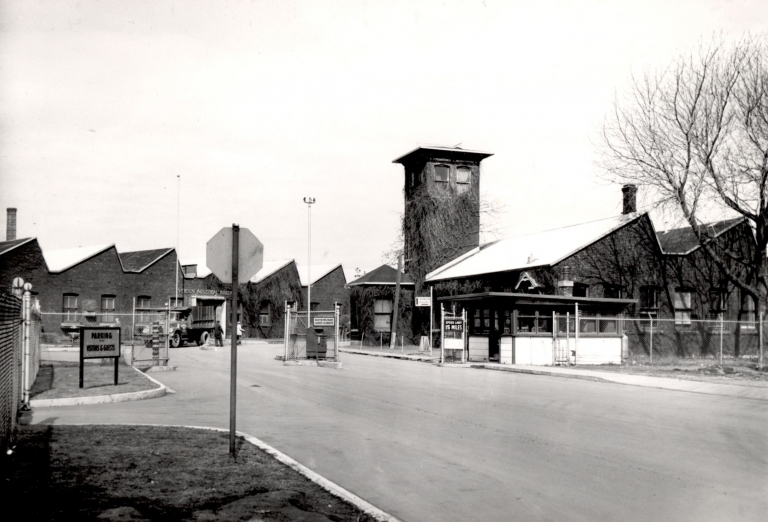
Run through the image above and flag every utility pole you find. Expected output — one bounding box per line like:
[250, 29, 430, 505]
[390, 253, 403, 349]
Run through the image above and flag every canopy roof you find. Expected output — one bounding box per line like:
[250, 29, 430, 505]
[438, 291, 636, 310]
[392, 145, 493, 165]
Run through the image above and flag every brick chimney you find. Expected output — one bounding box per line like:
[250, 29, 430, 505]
[622, 185, 637, 215]
[6, 208, 17, 241]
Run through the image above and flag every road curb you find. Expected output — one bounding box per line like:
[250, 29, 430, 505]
[29, 367, 169, 408]
[472, 364, 613, 383]
[340, 348, 436, 362]
[55, 423, 402, 522]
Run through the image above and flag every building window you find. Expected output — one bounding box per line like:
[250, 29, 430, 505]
[310, 302, 319, 312]
[373, 298, 393, 331]
[169, 297, 183, 308]
[741, 291, 756, 327]
[603, 284, 625, 299]
[137, 296, 151, 323]
[573, 283, 590, 298]
[259, 301, 271, 326]
[434, 164, 450, 182]
[456, 167, 471, 184]
[62, 294, 78, 322]
[708, 288, 727, 319]
[674, 289, 692, 325]
[639, 286, 659, 315]
[101, 295, 116, 323]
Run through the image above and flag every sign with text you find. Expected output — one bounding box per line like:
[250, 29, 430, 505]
[313, 317, 335, 326]
[444, 319, 464, 332]
[81, 327, 121, 358]
[79, 326, 121, 389]
[415, 296, 431, 307]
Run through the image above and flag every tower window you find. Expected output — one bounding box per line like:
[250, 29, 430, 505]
[434, 165, 450, 182]
[457, 167, 471, 184]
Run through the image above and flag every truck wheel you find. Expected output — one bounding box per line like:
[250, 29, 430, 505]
[199, 332, 209, 346]
[170, 333, 181, 348]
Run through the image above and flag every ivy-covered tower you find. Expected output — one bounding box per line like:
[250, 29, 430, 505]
[393, 146, 493, 284]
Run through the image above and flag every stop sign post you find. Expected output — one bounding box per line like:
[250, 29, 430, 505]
[206, 225, 263, 458]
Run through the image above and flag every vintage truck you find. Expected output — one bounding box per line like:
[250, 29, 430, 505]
[168, 304, 219, 347]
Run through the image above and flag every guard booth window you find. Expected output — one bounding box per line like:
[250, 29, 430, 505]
[259, 301, 271, 326]
[434, 165, 450, 182]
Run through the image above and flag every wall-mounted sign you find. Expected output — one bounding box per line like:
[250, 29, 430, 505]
[314, 317, 335, 326]
[415, 296, 431, 307]
[183, 289, 232, 296]
[444, 319, 464, 332]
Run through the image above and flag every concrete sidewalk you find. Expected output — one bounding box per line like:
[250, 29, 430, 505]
[341, 347, 768, 401]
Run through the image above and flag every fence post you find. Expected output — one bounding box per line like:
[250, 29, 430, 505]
[22, 283, 32, 407]
[335, 302, 341, 362]
[648, 312, 653, 364]
[757, 310, 763, 370]
[719, 313, 724, 366]
[131, 297, 136, 366]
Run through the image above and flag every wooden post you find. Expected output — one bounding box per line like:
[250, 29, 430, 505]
[229, 224, 239, 458]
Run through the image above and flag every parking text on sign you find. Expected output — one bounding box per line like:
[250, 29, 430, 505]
[314, 317, 335, 326]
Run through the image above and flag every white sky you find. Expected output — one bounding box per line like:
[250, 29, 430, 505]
[1, 0, 766, 275]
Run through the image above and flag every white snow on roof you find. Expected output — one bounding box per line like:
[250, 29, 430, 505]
[296, 263, 344, 286]
[43, 244, 114, 273]
[426, 214, 642, 282]
[250, 259, 295, 284]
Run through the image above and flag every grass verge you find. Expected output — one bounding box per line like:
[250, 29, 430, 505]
[575, 356, 768, 383]
[30, 362, 160, 400]
[4, 425, 378, 521]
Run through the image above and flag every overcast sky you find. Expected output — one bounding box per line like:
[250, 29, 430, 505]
[1, 0, 766, 276]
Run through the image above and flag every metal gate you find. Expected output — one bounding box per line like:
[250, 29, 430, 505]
[132, 310, 170, 367]
[554, 312, 575, 365]
[284, 304, 341, 362]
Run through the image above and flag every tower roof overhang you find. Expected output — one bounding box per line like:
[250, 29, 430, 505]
[392, 146, 494, 165]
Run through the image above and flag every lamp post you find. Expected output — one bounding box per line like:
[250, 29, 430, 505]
[303, 197, 315, 327]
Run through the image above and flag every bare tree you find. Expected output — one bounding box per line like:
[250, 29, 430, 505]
[601, 36, 768, 326]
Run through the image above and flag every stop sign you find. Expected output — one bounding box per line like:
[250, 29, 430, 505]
[206, 227, 264, 284]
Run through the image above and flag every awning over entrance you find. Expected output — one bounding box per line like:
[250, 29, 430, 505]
[437, 291, 636, 311]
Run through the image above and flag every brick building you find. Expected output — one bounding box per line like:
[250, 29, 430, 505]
[298, 264, 349, 332]
[347, 264, 415, 343]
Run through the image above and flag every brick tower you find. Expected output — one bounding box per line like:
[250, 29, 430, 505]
[393, 146, 493, 283]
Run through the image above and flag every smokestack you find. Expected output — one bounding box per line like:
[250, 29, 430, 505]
[622, 185, 637, 215]
[6, 208, 17, 241]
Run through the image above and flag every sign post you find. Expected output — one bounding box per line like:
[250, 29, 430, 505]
[79, 327, 121, 388]
[207, 225, 263, 458]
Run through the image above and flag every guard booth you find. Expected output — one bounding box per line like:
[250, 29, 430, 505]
[441, 305, 467, 363]
[438, 292, 635, 366]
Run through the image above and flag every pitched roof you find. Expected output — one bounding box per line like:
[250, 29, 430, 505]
[426, 213, 643, 282]
[656, 218, 745, 255]
[119, 248, 175, 272]
[0, 237, 35, 257]
[347, 264, 414, 286]
[249, 259, 296, 284]
[297, 264, 345, 286]
[44, 244, 115, 273]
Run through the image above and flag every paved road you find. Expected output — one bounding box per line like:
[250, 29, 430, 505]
[31, 343, 768, 522]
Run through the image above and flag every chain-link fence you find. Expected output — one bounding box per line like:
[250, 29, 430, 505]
[623, 314, 764, 362]
[39, 310, 169, 367]
[0, 292, 21, 454]
[284, 308, 340, 362]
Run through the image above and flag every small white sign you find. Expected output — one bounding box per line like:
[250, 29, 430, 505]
[415, 296, 431, 307]
[81, 328, 121, 358]
[313, 317, 335, 326]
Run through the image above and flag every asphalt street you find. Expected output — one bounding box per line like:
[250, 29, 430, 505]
[31, 343, 768, 522]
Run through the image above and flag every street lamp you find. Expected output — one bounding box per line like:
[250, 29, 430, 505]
[303, 197, 316, 327]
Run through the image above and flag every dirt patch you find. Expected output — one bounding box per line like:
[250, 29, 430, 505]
[30, 362, 160, 400]
[576, 357, 768, 384]
[3, 425, 378, 521]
